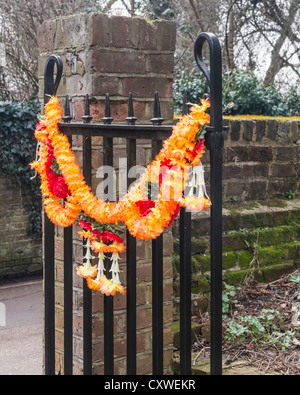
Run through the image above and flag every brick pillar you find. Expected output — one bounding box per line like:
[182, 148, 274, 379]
[38, 12, 176, 375]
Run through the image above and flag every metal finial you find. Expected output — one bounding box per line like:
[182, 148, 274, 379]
[125, 93, 137, 125]
[62, 94, 72, 123]
[82, 94, 93, 123]
[102, 93, 113, 124]
[151, 91, 164, 125]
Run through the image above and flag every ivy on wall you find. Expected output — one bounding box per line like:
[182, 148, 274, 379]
[0, 100, 42, 238]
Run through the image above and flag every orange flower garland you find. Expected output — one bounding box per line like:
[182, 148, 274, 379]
[30, 96, 211, 296]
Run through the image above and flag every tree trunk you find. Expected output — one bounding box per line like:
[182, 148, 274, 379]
[263, 0, 299, 85]
[225, 0, 236, 71]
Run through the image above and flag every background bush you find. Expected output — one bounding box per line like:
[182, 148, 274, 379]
[173, 67, 300, 117]
[0, 99, 41, 238]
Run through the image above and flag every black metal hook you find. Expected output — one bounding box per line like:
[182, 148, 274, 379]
[44, 55, 63, 105]
[194, 32, 223, 149]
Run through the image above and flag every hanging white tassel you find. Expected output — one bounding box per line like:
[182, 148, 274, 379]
[30, 141, 42, 180]
[96, 251, 106, 281]
[188, 163, 210, 200]
[109, 252, 121, 284]
[83, 239, 95, 267]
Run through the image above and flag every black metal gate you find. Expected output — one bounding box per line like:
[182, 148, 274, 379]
[43, 32, 224, 376]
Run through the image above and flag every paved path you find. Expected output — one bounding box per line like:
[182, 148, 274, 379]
[0, 277, 43, 375]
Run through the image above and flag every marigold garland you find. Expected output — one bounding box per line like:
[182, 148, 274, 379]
[30, 96, 211, 296]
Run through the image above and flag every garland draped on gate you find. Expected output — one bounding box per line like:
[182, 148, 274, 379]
[30, 96, 211, 296]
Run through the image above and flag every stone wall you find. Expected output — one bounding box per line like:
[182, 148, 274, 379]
[38, 12, 176, 375]
[173, 117, 300, 322]
[219, 117, 300, 201]
[0, 173, 42, 280]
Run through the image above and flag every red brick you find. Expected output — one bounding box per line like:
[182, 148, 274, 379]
[163, 234, 174, 257]
[121, 76, 173, 98]
[109, 16, 130, 48]
[73, 314, 83, 337]
[93, 341, 104, 362]
[92, 75, 120, 96]
[276, 147, 296, 162]
[226, 181, 245, 197]
[247, 181, 267, 199]
[271, 163, 297, 177]
[114, 292, 126, 310]
[137, 353, 152, 375]
[136, 284, 149, 305]
[137, 262, 152, 282]
[137, 307, 152, 330]
[55, 351, 62, 374]
[114, 336, 127, 358]
[155, 20, 177, 51]
[89, 100, 105, 121]
[55, 284, 64, 307]
[73, 100, 85, 121]
[147, 53, 175, 74]
[88, 50, 147, 74]
[55, 308, 64, 330]
[55, 330, 64, 353]
[37, 19, 56, 52]
[129, 18, 157, 50]
[93, 364, 104, 375]
[88, 13, 110, 47]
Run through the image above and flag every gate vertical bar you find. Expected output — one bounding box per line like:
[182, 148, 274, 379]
[63, 99, 73, 375]
[195, 33, 224, 376]
[151, 93, 164, 375]
[64, 225, 73, 375]
[83, 133, 93, 375]
[44, 216, 55, 375]
[103, 94, 114, 375]
[179, 91, 192, 375]
[126, 138, 137, 375]
[44, 55, 62, 376]
[152, 140, 164, 375]
[126, 94, 137, 374]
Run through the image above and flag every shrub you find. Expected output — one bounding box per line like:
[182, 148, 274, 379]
[0, 99, 41, 237]
[173, 67, 300, 117]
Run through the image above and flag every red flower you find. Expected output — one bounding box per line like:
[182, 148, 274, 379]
[135, 199, 156, 217]
[165, 204, 180, 228]
[191, 138, 205, 158]
[92, 229, 105, 238]
[159, 158, 173, 184]
[36, 120, 46, 131]
[45, 137, 70, 199]
[79, 220, 93, 231]
[103, 231, 124, 244]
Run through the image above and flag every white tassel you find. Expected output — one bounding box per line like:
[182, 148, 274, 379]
[109, 252, 121, 284]
[30, 141, 42, 180]
[188, 164, 210, 200]
[96, 252, 105, 281]
[83, 239, 95, 267]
